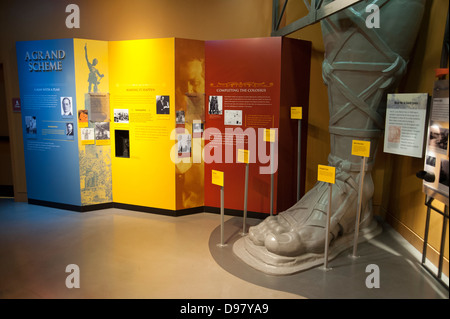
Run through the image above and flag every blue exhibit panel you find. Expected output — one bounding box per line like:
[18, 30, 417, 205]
[16, 39, 81, 206]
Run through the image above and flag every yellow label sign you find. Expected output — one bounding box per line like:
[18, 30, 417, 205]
[81, 139, 95, 145]
[96, 139, 110, 146]
[291, 106, 303, 120]
[263, 128, 276, 142]
[212, 170, 224, 187]
[238, 149, 250, 164]
[351, 140, 371, 158]
[317, 165, 336, 184]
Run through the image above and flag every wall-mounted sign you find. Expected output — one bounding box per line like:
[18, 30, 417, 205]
[383, 93, 428, 158]
[12, 98, 21, 112]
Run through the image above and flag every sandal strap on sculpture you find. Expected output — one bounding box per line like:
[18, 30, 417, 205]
[328, 154, 374, 173]
[322, 3, 408, 162]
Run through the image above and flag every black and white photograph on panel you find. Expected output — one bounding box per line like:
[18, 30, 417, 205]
[438, 158, 449, 194]
[94, 122, 110, 140]
[25, 115, 37, 138]
[208, 95, 222, 115]
[65, 122, 74, 137]
[61, 96, 73, 117]
[114, 109, 129, 123]
[156, 95, 170, 114]
[425, 155, 436, 167]
[177, 134, 191, 158]
[176, 110, 185, 124]
[115, 130, 130, 158]
[81, 127, 94, 142]
[224, 110, 242, 125]
[428, 122, 449, 155]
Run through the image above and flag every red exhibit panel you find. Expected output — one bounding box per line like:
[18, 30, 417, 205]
[204, 37, 311, 215]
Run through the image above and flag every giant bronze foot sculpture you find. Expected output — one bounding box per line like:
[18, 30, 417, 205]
[233, 0, 426, 275]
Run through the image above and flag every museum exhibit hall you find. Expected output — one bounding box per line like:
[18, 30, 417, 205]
[0, 0, 449, 301]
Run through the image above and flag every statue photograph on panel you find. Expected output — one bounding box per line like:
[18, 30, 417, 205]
[234, 0, 426, 275]
[85, 43, 104, 93]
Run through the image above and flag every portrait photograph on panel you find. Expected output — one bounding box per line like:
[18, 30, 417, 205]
[176, 110, 185, 124]
[66, 122, 74, 137]
[156, 95, 170, 114]
[61, 96, 73, 117]
[25, 115, 37, 138]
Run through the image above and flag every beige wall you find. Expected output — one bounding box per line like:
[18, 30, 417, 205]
[1, 0, 448, 274]
[385, 0, 449, 276]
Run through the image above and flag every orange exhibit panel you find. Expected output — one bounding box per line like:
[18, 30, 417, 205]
[204, 37, 311, 215]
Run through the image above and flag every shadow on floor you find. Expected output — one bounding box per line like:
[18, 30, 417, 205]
[209, 217, 449, 299]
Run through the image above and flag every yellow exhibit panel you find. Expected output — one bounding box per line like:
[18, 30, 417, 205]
[109, 38, 176, 210]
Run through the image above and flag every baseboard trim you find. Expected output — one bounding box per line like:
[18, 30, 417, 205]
[0, 185, 14, 197]
[25, 199, 270, 220]
[113, 203, 204, 217]
[28, 198, 114, 212]
[203, 206, 268, 219]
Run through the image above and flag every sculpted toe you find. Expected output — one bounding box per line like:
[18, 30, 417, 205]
[248, 225, 265, 246]
[264, 231, 304, 257]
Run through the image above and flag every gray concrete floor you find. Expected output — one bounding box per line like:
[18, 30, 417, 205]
[209, 216, 449, 299]
[0, 198, 448, 299]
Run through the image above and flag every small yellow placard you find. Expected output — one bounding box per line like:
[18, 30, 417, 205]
[351, 140, 371, 158]
[212, 170, 224, 187]
[81, 139, 95, 145]
[263, 128, 276, 142]
[96, 139, 110, 146]
[317, 165, 336, 184]
[291, 106, 303, 120]
[238, 149, 250, 164]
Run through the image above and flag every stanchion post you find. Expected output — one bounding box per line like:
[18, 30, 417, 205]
[437, 205, 448, 279]
[219, 185, 226, 247]
[241, 162, 249, 236]
[212, 170, 227, 248]
[350, 140, 370, 258]
[290, 106, 303, 202]
[323, 182, 333, 270]
[422, 195, 432, 264]
[265, 129, 276, 217]
[270, 141, 274, 216]
[297, 119, 301, 201]
[317, 164, 335, 271]
[351, 156, 367, 258]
